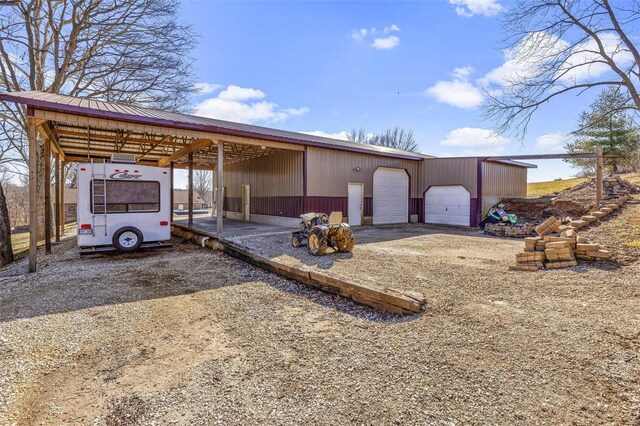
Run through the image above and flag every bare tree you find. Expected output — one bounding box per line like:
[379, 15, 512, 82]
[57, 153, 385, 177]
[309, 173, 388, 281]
[347, 126, 419, 152]
[0, 179, 12, 266]
[347, 128, 370, 144]
[485, 0, 640, 138]
[193, 170, 212, 208]
[0, 0, 196, 254]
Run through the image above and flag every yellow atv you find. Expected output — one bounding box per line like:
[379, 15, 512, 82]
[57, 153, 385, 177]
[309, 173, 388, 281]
[291, 211, 355, 256]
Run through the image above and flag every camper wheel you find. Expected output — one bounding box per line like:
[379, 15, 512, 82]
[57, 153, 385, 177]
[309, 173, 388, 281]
[113, 227, 143, 252]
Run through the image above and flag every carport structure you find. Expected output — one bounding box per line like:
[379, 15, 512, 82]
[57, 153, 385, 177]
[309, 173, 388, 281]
[1, 91, 316, 272]
[3, 91, 422, 273]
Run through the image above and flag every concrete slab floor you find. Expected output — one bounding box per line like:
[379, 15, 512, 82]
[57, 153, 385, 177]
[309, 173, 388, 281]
[173, 215, 297, 237]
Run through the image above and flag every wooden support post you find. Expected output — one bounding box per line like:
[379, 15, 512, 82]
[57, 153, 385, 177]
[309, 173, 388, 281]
[60, 163, 65, 236]
[596, 146, 604, 208]
[44, 137, 52, 254]
[212, 170, 216, 218]
[28, 118, 38, 272]
[54, 153, 60, 242]
[217, 141, 224, 237]
[188, 152, 193, 228]
[170, 162, 174, 222]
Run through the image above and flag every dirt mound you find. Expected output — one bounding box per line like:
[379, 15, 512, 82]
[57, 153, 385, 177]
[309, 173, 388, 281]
[495, 175, 639, 224]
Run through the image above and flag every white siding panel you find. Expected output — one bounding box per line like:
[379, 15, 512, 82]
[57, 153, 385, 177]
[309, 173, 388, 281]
[424, 185, 470, 226]
[373, 168, 409, 224]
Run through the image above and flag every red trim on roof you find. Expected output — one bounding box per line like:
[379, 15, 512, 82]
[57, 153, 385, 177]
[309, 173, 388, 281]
[1, 91, 425, 161]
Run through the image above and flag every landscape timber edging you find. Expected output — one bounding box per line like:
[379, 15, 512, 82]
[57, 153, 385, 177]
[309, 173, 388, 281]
[171, 223, 426, 315]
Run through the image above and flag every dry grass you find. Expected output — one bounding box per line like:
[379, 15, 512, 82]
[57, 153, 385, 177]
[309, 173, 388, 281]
[527, 177, 588, 197]
[10, 223, 76, 257]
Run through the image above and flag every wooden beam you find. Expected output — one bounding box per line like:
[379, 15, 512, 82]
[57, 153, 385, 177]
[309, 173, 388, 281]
[117, 130, 132, 152]
[55, 130, 188, 148]
[28, 117, 38, 272]
[217, 141, 223, 237]
[54, 153, 60, 243]
[60, 162, 66, 236]
[170, 162, 174, 222]
[44, 137, 52, 254]
[62, 155, 158, 166]
[158, 138, 215, 167]
[485, 153, 617, 161]
[214, 133, 305, 152]
[596, 146, 604, 208]
[139, 134, 172, 159]
[188, 152, 194, 228]
[38, 122, 65, 160]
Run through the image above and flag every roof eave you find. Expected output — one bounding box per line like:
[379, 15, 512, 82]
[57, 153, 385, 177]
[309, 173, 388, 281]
[1, 92, 424, 161]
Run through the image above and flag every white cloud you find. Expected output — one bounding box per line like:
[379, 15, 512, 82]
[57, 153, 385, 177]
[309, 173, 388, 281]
[480, 31, 633, 90]
[372, 35, 400, 50]
[480, 32, 568, 88]
[449, 0, 503, 17]
[194, 85, 308, 124]
[383, 24, 400, 34]
[557, 33, 633, 82]
[217, 85, 265, 101]
[439, 127, 509, 155]
[351, 28, 368, 41]
[194, 82, 222, 94]
[535, 132, 569, 153]
[352, 24, 401, 50]
[426, 66, 484, 109]
[301, 130, 350, 141]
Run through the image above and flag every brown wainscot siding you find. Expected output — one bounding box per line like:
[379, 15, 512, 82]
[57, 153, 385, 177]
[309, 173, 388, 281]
[222, 150, 304, 218]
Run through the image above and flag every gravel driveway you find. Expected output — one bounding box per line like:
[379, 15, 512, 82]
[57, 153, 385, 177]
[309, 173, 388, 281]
[1, 223, 639, 425]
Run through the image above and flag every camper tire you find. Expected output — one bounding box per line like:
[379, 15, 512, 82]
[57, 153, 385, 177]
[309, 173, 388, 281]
[113, 227, 143, 252]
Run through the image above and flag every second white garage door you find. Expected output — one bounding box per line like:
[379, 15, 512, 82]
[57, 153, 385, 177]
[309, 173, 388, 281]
[373, 167, 409, 225]
[424, 185, 470, 227]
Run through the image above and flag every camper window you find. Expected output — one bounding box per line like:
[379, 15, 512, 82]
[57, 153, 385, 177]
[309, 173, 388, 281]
[91, 180, 160, 214]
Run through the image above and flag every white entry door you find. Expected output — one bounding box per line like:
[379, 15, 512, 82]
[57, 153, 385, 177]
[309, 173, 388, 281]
[424, 185, 470, 226]
[347, 183, 363, 226]
[373, 167, 409, 225]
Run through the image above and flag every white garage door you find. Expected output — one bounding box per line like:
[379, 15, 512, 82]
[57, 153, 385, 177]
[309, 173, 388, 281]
[424, 185, 470, 227]
[373, 168, 409, 225]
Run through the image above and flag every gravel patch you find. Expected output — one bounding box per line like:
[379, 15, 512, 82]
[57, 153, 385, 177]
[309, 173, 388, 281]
[1, 225, 639, 425]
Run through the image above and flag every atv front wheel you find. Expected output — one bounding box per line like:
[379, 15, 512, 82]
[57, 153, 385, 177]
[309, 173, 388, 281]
[308, 227, 328, 256]
[292, 234, 302, 247]
[335, 227, 355, 252]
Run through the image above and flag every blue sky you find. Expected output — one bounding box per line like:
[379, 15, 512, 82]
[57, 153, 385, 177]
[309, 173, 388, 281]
[175, 0, 605, 186]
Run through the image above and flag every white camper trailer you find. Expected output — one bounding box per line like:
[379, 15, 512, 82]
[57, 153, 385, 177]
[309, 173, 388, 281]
[76, 159, 171, 253]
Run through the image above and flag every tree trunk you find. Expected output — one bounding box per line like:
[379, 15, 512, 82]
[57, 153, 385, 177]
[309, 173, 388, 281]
[0, 182, 14, 266]
[36, 138, 46, 240]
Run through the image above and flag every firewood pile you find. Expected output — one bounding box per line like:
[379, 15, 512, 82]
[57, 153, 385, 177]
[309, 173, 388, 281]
[509, 195, 630, 271]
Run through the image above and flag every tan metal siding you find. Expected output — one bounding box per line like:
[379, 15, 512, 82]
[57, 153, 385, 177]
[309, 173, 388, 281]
[481, 161, 528, 214]
[306, 147, 420, 197]
[223, 150, 303, 197]
[419, 158, 478, 198]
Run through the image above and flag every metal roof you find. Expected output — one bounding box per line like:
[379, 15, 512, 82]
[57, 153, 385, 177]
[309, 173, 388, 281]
[1, 91, 429, 161]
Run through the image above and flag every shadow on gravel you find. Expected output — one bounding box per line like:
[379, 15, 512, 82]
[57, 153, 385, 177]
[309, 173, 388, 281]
[0, 240, 251, 324]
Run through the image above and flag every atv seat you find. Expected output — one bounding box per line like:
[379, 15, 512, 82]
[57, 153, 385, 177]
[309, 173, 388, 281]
[328, 211, 342, 225]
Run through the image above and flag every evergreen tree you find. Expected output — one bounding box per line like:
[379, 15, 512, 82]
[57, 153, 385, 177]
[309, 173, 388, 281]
[565, 88, 640, 175]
